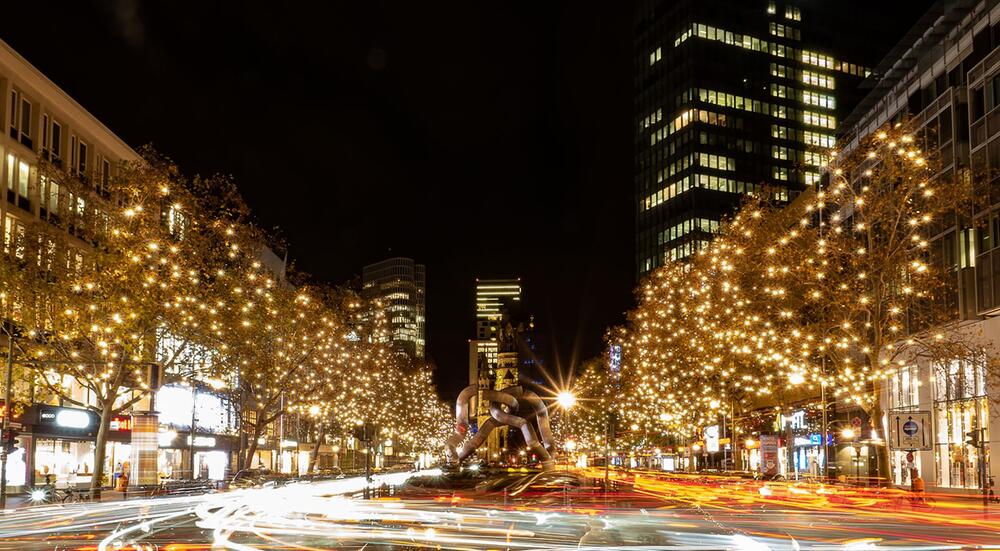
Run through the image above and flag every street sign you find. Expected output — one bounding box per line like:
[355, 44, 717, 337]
[888, 410, 932, 451]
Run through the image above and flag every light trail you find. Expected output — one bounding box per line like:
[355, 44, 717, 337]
[0, 469, 995, 549]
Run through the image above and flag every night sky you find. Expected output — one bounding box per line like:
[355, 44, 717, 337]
[1, 1, 931, 401]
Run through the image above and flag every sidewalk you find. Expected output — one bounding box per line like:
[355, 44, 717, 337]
[1, 489, 154, 510]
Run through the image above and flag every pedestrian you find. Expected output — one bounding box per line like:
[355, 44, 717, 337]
[120, 470, 129, 499]
[911, 470, 926, 505]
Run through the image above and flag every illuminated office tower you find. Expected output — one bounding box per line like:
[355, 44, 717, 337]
[475, 278, 522, 340]
[634, 0, 870, 277]
[468, 278, 544, 461]
[362, 257, 426, 359]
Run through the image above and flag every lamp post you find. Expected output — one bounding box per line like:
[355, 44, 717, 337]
[565, 440, 576, 471]
[556, 391, 577, 470]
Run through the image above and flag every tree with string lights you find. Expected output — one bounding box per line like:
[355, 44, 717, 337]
[0, 151, 245, 498]
[796, 122, 972, 482]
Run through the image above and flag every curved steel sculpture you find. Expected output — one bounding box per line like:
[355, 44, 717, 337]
[445, 384, 556, 470]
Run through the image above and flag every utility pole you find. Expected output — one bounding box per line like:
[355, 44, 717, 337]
[189, 376, 198, 480]
[277, 392, 284, 473]
[604, 410, 613, 487]
[235, 365, 244, 472]
[979, 427, 988, 509]
[821, 367, 829, 480]
[0, 323, 14, 509]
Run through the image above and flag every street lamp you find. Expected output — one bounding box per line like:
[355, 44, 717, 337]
[556, 391, 577, 409]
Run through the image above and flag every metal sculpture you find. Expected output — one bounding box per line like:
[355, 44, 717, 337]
[445, 384, 555, 470]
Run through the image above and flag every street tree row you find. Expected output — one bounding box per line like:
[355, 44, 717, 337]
[0, 149, 450, 496]
[605, 122, 988, 480]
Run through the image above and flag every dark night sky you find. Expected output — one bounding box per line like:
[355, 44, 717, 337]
[0, 1, 931, 401]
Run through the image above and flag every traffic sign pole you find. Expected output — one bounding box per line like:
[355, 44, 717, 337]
[1, 326, 13, 509]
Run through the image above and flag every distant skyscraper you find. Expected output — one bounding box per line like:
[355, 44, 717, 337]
[634, 0, 870, 277]
[475, 278, 522, 340]
[362, 257, 426, 359]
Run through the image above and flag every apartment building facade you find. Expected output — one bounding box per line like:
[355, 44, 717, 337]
[0, 38, 250, 492]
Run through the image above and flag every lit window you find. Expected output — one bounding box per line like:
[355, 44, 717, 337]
[772, 166, 789, 181]
[802, 50, 834, 69]
[803, 131, 835, 148]
[803, 90, 835, 109]
[649, 47, 662, 65]
[802, 70, 835, 89]
[803, 110, 836, 129]
[804, 151, 829, 166]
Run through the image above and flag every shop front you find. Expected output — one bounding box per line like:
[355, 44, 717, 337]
[932, 358, 990, 490]
[156, 431, 237, 481]
[20, 405, 132, 490]
[154, 383, 238, 481]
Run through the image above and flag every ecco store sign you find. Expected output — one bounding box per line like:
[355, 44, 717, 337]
[35, 405, 100, 435]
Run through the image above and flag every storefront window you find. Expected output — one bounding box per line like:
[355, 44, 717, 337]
[194, 451, 227, 480]
[34, 439, 95, 489]
[157, 384, 234, 433]
[2, 448, 25, 486]
[933, 357, 990, 489]
[159, 449, 183, 480]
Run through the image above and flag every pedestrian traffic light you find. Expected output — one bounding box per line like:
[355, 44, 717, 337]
[966, 430, 981, 447]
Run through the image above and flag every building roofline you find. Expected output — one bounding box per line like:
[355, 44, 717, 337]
[841, 0, 975, 132]
[0, 38, 138, 161]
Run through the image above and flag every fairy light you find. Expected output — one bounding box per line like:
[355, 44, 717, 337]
[608, 123, 966, 456]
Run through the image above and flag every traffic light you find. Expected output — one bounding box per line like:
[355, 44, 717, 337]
[966, 430, 981, 447]
[1, 428, 18, 455]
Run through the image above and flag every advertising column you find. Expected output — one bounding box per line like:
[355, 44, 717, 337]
[131, 414, 158, 486]
[760, 435, 779, 476]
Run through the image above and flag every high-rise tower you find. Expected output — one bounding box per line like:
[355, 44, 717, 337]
[362, 257, 426, 359]
[634, 0, 870, 277]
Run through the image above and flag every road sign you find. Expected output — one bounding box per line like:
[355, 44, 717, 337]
[888, 410, 932, 451]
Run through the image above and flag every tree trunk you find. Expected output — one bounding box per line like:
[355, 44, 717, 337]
[870, 379, 891, 487]
[90, 399, 116, 500]
[308, 425, 326, 474]
[242, 420, 264, 470]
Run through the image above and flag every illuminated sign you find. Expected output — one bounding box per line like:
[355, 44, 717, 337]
[158, 431, 177, 447]
[779, 410, 806, 430]
[55, 409, 91, 429]
[609, 344, 622, 379]
[186, 435, 217, 447]
[704, 425, 720, 453]
[110, 416, 132, 431]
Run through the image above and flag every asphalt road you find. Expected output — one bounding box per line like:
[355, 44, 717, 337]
[0, 469, 996, 550]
